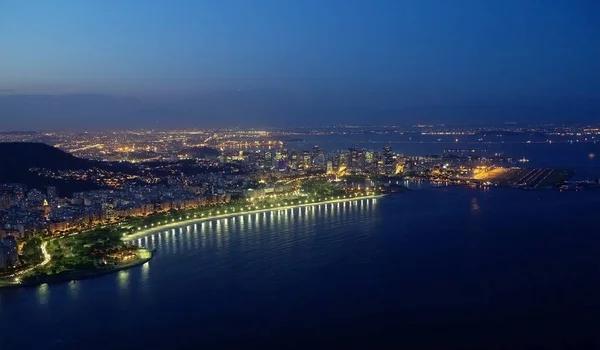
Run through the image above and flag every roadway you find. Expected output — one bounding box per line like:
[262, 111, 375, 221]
[7, 240, 52, 282]
[125, 193, 383, 241]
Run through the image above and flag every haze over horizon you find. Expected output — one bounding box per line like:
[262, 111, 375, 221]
[1, 0, 599, 130]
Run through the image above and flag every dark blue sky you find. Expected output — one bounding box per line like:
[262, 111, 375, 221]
[1, 0, 598, 129]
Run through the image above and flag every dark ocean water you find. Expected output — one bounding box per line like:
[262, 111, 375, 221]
[2, 187, 600, 349]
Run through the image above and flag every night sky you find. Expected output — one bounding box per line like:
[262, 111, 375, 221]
[1, 0, 599, 129]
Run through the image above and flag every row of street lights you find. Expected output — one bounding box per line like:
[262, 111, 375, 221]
[135, 192, 373, 232]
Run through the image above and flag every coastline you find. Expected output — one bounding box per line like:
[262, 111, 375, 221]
[0, 248, 154, 289]
[124, 194, 385, 241]
[0, 194, 383, 289]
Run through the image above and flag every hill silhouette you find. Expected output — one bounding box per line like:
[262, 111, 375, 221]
[0, 142, 227, 196]
[0, 142, 91, 171]
[0, 143, 135, 195]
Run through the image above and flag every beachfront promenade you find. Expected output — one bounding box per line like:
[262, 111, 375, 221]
[125, 193, 384, 241]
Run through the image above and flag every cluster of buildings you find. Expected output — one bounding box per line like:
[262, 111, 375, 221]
[221, 144, 495, 181]
[0, 172, 245, 237]
[218, 145, 404, 176]
[0, 235, 18, 269]
[0, 139, 501, 247]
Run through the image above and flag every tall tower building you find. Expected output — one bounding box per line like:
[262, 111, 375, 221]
[383, 146, 395, 173]
[47, 186, 58, 202]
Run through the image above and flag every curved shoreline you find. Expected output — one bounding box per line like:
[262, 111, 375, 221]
[1, 195, 382, 289]
[0, 249, 154, 289]
[124, 194, 385, 241]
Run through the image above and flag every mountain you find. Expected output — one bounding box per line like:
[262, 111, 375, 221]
[0, 142, 134, 195]
[0, 142, 91, 171]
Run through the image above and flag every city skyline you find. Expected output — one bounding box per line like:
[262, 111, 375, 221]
[3, 2, 600, 348]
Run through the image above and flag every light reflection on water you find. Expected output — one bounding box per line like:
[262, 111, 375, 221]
[141, 262, 150, 284]
[6, 190, 600, 349]
[128, 198, 377, 254]
[36, 283, 50, 306]
[117, 270, 130, 294]
[68, 280, 80, 299]
[134, 198, 378, 254]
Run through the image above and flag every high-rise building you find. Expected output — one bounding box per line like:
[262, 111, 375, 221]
[302, 151, 312, 169]
[26, 189, 45, 207]
[43, 199, 51, 218]
[0, 195, 11, 209]
[339, 152, 348, 166]
[0, 236, 19, 269]
[313, 152, 326, 169]
[383, 146, 395, 173]
[326, 160, 333, 174]
[47, 186, 58, 202]
[383, 145, 393, 162]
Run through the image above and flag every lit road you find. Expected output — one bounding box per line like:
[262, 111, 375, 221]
[9, 240, 51, 280]
[39, 241, 51, 267]
[125, 193, 383, 241]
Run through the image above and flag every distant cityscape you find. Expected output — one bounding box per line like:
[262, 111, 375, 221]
[1, 125, 599, 162]
[0, 124, 599, 271]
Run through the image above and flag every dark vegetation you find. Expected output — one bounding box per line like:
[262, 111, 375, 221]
[300, 179, 344, 197]
[44, 228, 128, 273]
[20, 235, 43, 265]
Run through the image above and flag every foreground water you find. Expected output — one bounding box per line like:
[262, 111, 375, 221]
[2, 188, 600, 348]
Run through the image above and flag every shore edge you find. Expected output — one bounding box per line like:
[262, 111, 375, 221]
[0, 248, 154, 289]
[124, 194, 385, 241]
